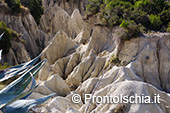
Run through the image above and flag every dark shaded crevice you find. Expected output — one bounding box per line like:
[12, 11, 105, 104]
[82, 56, 96, 81]
[156, 38, 162, 90]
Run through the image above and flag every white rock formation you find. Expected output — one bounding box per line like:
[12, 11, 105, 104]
[44, 74, 71, 96]
[37, 32, 170, 113]
[87, 26, 114, 54]
[40, 7, 87, 40]
[51, 52, 80, 79]
[35, 74, 71, 96]
[68, 9, 84, 38]
[41, 30, 78, 65]
[40, 6, 70, 37]
[83, 81, 170, 113]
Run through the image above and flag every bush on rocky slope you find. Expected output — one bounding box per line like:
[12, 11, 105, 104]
[5, 0, 21, 13]
[0, 21, 20, 54]
[0, 62, 10, 70]
[86, 0, 170, 33]
[120, 20, 141, 39]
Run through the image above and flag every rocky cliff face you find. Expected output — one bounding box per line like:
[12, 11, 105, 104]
[0, 2, 50, 65]
[1, 1, 170, 113]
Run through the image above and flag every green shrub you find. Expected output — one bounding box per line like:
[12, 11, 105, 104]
[159, 8, 170, 25]
[130, 8, 149, 28]
[104, 54, 120, 69]
[149, 14, 162, 30]
[85, 0, 103, 16]
[0, 21, 20, 54]
[29, 0, 44, 25]
[120, 20, 130, 29]
[166, 22, 170, 32]
[0, 62, 10, 70]
[0, 21, 12, 54]
[5, 0, 21, 13]
[120, 20, 141, 40]
[104, 0, 112, 5]
[135, 0, 165, 14]
[110, 54, 120, 64]
[86, 0, 170, 32]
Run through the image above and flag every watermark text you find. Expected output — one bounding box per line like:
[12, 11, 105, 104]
[72, 94, 160, 104]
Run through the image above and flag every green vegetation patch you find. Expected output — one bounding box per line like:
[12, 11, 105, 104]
[0, 21, 20, 54]
[86, 0, 170, 36]
[0, 62, 11, 70]
[5, 0, 21, 13]
[104, 54, 120, 69]
[109, 54, 120, 64]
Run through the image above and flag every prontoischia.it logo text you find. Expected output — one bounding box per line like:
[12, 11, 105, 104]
[72, 94, 160, 104]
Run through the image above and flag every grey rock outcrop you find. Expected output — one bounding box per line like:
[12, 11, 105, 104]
[39, 81, 170, 113]
[158, 36, 170, 92]
[51, 52, 80, 79]
[0, 2, 50, 64]
[81, 81, 170, 113]
[1, 49, 18, 65]
[87, 26, 113, 54]
[45, 74, 71, 96]
[38, 61, 51, 80]
[11, 41, 31, 64]
[40, 6, 70, 37]
[35, 74, 71, 96]
[38, 31, 78, 80]
[40, 7, 86, 39]
[44, 96, 81, 113]
[34, 82, 54, 95]
[0, 13, 39, 58]
[41, 30, 78, 65]
[42, 0, 88, 15]
[66, 50, 106, 88]
[68, 9, 84, 38]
